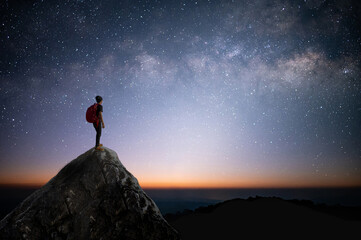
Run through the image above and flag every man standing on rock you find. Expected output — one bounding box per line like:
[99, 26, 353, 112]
[93, 95, 105, 151]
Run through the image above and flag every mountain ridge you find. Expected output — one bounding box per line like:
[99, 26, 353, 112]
[166, 196, 361, 239]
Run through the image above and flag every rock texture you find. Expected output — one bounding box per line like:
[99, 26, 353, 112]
[0, 147, 180, 240]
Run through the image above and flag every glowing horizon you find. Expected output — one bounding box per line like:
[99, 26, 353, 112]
[1, 153, 360, 189]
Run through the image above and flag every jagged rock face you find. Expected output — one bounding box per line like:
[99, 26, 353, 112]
[0, 147, 180, 240]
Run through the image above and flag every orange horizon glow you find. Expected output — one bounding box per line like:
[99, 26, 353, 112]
[1, 178, 360, 189]
[1, 161, 360, 189]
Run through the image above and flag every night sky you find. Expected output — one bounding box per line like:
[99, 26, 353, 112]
[1, 0, 360, 188]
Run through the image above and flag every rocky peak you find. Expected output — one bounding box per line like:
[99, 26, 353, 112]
[0, 147, 180, 240]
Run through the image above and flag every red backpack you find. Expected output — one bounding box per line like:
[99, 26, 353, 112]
[86, 103, 99, 124]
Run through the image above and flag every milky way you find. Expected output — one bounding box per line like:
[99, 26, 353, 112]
[0, 0, 360, 187]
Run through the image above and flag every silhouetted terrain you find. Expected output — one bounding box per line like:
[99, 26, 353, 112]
[2, 187, 361, 239]
[166, 197, 361, 239]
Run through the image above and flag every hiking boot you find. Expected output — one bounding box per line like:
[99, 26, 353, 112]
[95, 146, 104, 151]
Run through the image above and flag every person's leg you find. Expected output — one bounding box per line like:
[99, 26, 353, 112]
[96, 121, 102, 147]
[93, 122, 102, 148]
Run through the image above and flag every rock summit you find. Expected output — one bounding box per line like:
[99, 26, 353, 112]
[0, 147, 180, 240]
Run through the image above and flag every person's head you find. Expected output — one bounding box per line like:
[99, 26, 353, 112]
[95, 95, 103, 104]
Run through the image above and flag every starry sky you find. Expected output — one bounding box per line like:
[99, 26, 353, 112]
[0, 0, 360, 188]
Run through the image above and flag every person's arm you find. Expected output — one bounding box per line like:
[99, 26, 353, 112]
[99, 111, 105, 128]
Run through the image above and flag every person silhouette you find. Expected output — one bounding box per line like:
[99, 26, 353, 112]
[94, 95, 105, 151]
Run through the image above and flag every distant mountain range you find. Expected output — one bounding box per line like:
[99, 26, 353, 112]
[166, 196, 361, 239]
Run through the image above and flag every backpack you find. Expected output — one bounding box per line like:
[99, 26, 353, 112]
[86, 103, 99, 124]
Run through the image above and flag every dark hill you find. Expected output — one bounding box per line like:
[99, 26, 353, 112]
[0, 147, 180, 240]
[166, 197, 361, 239]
